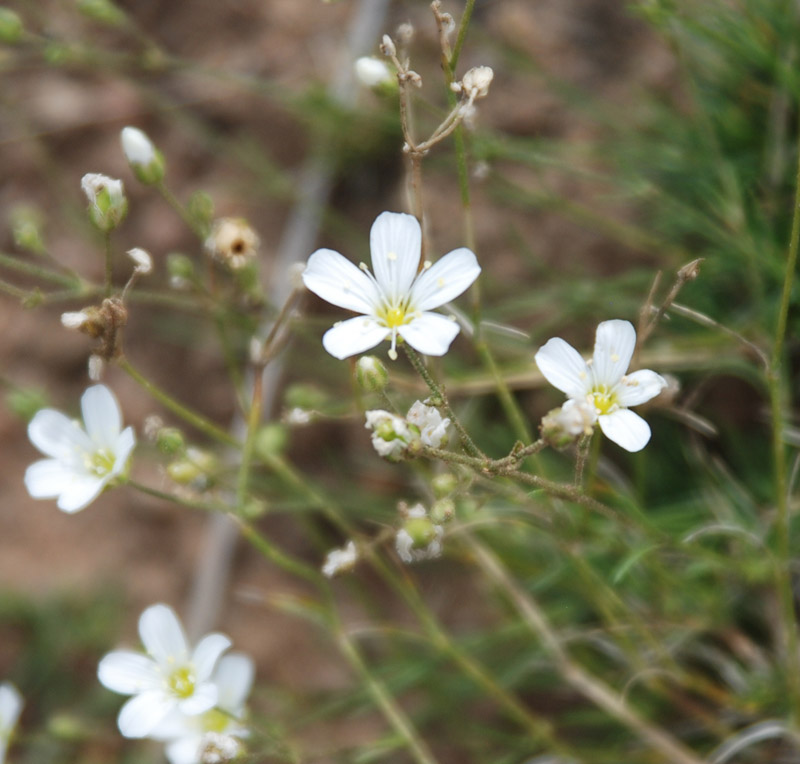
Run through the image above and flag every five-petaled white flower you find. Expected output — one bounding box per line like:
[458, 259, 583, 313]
[535, 319, 667, 452]
[150, 653, 254, 764]
[302, 211, 480, 360]
[24, 385, 136, 513]
[0, 682, 22, 764]
[98, 604, 232, 739]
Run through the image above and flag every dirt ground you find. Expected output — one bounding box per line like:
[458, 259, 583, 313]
[0, 0, 677, 757]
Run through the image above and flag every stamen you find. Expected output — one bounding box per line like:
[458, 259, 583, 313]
[387, 251, 397, 261]
[423, 260, 432, 270]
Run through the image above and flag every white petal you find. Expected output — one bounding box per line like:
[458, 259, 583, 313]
[177, 682, 217, 715]
[139, 604, 189, 665]
[117, 690, 175, 738]
[410, 247, 480, 311]
[110, 426, 136, 477]
[592, 320, 636, 387]
[534, 337, 590, 399]
[56, 474, 106, 513]
[81, 385, 122, 447]
[98, 651, 161, 694]
[322, 316, 388, 359]
[0, 683, 23, 730]
[369, 211, 421, 299]
[165, 736, 204, 764]
[148, 709, 194, 741]
[397, 312, 460, 356]
[192, 633, 231, 682]
[598, 409, 651, 452]
[28, 409, 93, 461]
[24, 459, 79, 500]
[302, 248, 380, 314]
[214, 653, 255, 713]
[615, 369, 667, 408]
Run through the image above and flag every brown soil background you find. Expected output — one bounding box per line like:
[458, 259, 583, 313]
[0, 0, 677, 759]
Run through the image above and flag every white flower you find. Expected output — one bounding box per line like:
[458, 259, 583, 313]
[24, 385, 136, 513]
[406, 400, 449, 447]
[355, 56, 393, 88]
[365, 409, 416, 460]
[127, 247, 153, 274]
[0, 683, 23, 764]
[81, 173, 127, 231]
[458, 66, 494, 99]
[121, 126, 156, 166]
[61, 310, 90, 330]
[534, 320, 667, 452]
[150, 653, 254, 764]
[302, 211, 480, 360]
[395, 504, 443, 563]
[98, 604, 232, 739]
[322, 541, 358, 578]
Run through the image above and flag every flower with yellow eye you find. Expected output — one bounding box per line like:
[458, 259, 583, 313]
[535, 320, 667, 452]
[302, 211, 480, 360]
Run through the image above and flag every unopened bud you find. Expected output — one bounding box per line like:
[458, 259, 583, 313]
[205, 217, 259, 270]
[431, 472, 458, 498]
[322, 540, 358, 578]
[77, 0, 126, 26]
[460, 66, 494, 99]
[167, 447, 216, 488]
[120, 126, 164, 184]
[355, 355, 389, 392]
[430, 497, 455, 524]
[406, 400, 449, 448]
[285, 383, 327, 411]
[81, 173, 127, 232]
[187, 191, 214, 234]
[156, 427, 185, 455]
[127, 247, 152, 274]
[380, 34, 396, 57]
[0, 8, 23, 44]
[395, 503, 443, 563]
[10, 205, 45, 254]
[61, 310, 91, 330]
[255, 423, 288, 460]
[355, 56, 395, 90]
[396, 22, 414, 44]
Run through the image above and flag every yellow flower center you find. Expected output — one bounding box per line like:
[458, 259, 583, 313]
[85, 448, 115, 476]
[591, 386, 618, 415]
[167, 666, 196, 699]
[379, 305, 409, 328]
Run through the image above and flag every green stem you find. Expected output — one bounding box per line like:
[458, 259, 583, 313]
[235, 367, 263, 512]
[474, 340, 531, 442]
[448, 0, 477, 75]
[403, 345, 484, 458]
[103, 231, 113, 297]
[126, 479, 223, 513]
[157, 181, 207, 239]
[0, 252, 83, 288]
[119, 357, 240, 447]
[769, 108, 800, 723]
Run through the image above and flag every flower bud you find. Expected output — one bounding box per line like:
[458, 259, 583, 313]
[126, 247, 153, 274]
[0, 8, 23, 44]
[406, 400, 449, 448]
[380, 34, 396, 57]
[205, 217, 259, 271]
[431, 471, 458, 499]
[540, 399, 597, 448]
[365, 410, 418, 461]
[460, 66, 494, 99]
[77, 0, 126, 27]
[167, 253, 195, 288]
[61, 310, 91, 330]
[322, 540, 358, 578]
[355, 57, 395, 91]
[395, 503, 443, 563]
[167, 447, 216, 488]
[187, 191, 214, 235]
[9, 205, 45, 254]
[284, 383, 327, 411]
[81, 173, 127, 232]
[355, 355, 389, 392]
[156, 427, 185, 454]
[429, 497, 455, 524]
[120, 126, 164, 184]
[241, 497, 267, 520]
[255, 423, 288, 460]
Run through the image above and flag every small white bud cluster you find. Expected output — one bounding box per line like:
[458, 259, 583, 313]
[395, 503, 443, 564]
[284, 407, 313, 426]
[81, 173, 128, 232]
[365, 400, 450, 461]
[406, 400, 449, 448]
[198, 731, 242, 763]
[355, 57, 394, 90]
[322, 540, 358, 578]
[380, 33, 396, 58]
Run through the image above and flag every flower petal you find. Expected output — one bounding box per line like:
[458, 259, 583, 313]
[534, 337, 590, 399]
[24, 459, 79, 500]
[110, 426, 136, 478]
[616, 369, 667, 408]
[192, 633, 231, 682]
[592, 320, 636, 387]
[303, 248, 380, 314]
[28, 409, 93, 461]
[98, 651, 161, 694]
[0, 683, 23, 731]
[165, 736, 205, 764]
[322, 316, 388, 359]
[139, 604, 189, 665]
[178, 682, 217, 715]
[56, 474, 106, 513]
[369, 211, 421, 300]
[214, 653, 255, 713]
[598, 409, 652, 452]
[397, 312, 460, 356]
[117, 690, 175, 738]
[410, 247, 480, 311]
[81, 385, 122, 447]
